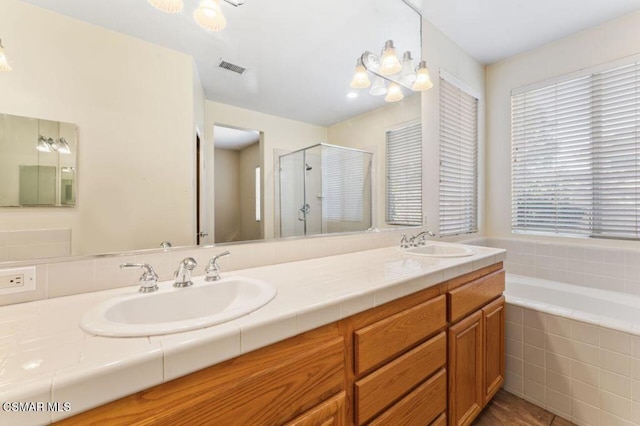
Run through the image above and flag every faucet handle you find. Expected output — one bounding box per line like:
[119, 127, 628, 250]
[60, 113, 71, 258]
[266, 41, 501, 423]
[206, 251, 231, 282]
[120, 263, 159, 293]
[174, 257, 197, 288]
[400, 234, 410, 249]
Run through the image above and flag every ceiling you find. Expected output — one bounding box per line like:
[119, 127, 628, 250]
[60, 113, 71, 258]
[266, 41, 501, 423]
[19, 0, 420, 127]
[17, 0, 640, 126]
[214, 125, 259, 150]
[407, 0, 640, 64]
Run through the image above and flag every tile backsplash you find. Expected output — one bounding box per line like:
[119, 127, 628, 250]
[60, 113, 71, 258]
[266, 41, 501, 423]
[0, 229, 71, 262]
[0, 229, 410, 307]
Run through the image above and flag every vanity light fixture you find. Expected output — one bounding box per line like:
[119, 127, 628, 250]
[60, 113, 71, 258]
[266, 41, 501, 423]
[0, 39, 12, 72]
[147, 0, 184, 13]
[56, 137, 72, 155]
[147, 0, 243, 32]
[37, 136, 53, 153]
[37, 136, 72, 155]
[194, 0, 227, 32]
[350, 40, 433, 103]
[349, 58, 371, 89]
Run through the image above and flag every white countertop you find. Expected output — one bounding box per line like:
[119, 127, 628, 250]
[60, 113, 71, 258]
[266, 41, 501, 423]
[0, 243, 505, 425]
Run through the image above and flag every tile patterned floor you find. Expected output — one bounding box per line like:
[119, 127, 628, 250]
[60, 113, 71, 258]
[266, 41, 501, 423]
[473, 390, 575, 425]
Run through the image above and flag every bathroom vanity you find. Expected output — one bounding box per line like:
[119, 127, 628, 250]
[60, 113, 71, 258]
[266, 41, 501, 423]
[54, 255, 505, 426]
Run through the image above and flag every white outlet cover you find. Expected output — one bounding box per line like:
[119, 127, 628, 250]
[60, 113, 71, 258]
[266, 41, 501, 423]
[0, 267, 36, 295]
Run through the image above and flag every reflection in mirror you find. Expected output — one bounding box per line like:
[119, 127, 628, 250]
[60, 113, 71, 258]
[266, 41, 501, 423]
[213, 125, 263, 243]
[0, 113, 77, 207]
[278, 144, 372, 238]
[0, 0, 422, 265]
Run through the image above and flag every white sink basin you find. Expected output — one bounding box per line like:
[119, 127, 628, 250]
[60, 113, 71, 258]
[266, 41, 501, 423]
[402, 243, 475, 258]
[80, 276, 277, 337]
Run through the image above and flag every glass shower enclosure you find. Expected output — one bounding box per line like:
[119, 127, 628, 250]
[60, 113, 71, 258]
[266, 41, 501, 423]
[279, 143, 373, 237]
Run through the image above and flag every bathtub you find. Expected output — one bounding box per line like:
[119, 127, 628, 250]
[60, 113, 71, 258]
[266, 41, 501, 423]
[502, 273, 640, 426]
[505, 273, 640, 332]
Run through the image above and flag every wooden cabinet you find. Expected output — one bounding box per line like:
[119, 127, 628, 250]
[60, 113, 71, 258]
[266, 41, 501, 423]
[57, 325, 346, 426]
[285, 392, 346, 426]
[355, 332, 446, 424]
[447, 272, 506, 426]
[369, 369, 446, 426]
[483, 296, 506, 405]
[58, 263, 505, 426]
[448, 311, 484, 426]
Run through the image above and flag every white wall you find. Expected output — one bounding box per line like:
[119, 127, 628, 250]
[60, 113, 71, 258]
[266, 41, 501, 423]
[205, 101, 328, 240]
[239, 143, 262, 241]
[486, 10, 640, 249]
[0, 0, 196, 256]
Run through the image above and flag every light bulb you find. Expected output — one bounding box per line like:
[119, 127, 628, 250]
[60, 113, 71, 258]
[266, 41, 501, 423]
[399, 51, 416, 85]
[369, 76, 387, 96]
[36, 136, 52, 153]
[412, 61, 433, 91]
[0, 39, 12, 72]
[147, 0, 184, 13]
[380, 40, 401, 76]
[57, 138, 72, 155]
[350, 58, 371, 89]
[385, 83, 404, 102]
[194, 0, 227, 32]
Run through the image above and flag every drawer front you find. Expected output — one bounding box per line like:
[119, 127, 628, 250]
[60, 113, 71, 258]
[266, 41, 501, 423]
[448, 270, 505, 323]
[354, 295, 446, 375]
[285, 392, 346, 426]
[430, 413, 447, 426]
[369, 368, 446, 426]
[355, 331, 446, 425]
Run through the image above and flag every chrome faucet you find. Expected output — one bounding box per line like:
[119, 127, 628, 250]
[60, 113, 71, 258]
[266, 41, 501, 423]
[400, 234, 410, 249]
[174, 257, 197, 288]
[409, 230, 436, 247]
[205, 251, 231, 282]
[120, 263, 159, 293]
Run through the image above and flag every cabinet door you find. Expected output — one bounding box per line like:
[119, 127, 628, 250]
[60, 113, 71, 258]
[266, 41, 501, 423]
[448, 310, 483, 426]
[285, 392, 346, 426]
[483, 296, 505, 405]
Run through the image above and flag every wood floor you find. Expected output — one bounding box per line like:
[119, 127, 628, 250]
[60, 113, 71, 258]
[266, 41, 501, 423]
[473, 390, 575, 426]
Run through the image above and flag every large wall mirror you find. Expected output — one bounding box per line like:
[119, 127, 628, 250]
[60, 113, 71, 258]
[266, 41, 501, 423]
[0, 0, 422, 264]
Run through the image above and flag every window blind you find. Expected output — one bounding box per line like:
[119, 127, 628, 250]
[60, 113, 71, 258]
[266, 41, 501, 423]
[439, 77, 479, 237]
[322, 146, 364, 222]
[512, 62, 640, 239]
[386, 122, 422, 226]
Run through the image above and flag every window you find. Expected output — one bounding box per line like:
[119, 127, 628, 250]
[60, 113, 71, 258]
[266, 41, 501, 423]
[512, 61, 640, 239]
[439, 75, 479, 237]
[322, 146, 366, 222]
[386, 122, 422, 226]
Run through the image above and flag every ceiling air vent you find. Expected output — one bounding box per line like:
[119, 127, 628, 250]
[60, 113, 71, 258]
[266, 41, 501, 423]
[218, 60, 247, 75]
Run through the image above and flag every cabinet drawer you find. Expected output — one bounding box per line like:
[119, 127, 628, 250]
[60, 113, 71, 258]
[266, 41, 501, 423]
[369, 368, 446, 426]
[355, 331, 446, 425]
[448, 270, 505, 323]
[285, 392, 346, 426]
[354, 295, 446, 375]
[430, 413, 447, 426]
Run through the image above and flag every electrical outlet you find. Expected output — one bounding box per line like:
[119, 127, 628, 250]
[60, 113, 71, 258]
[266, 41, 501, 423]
[0, 274, 23, 289]
[0, 267, 36, 295]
